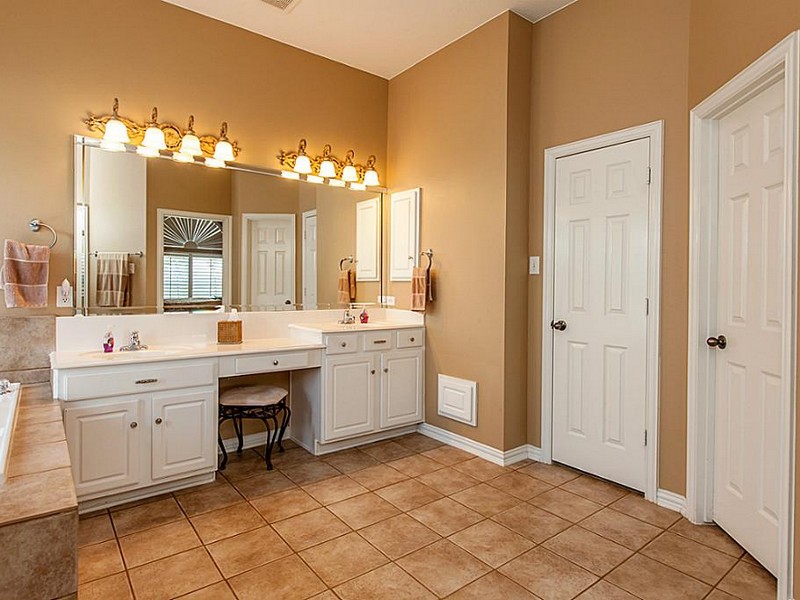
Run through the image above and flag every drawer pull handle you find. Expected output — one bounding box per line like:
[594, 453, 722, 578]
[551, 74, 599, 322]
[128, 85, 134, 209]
[341, 342, 347, 348]
[373, 340, 387, 344]
[135, 378, 158, 385]
[130, 421, 138, 429]
[273, 360, 279, 366]
[410, 337, 415, 342]
[155, 418, 163, 425]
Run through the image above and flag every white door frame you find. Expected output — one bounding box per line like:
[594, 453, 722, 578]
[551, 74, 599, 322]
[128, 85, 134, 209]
[541, 120, 664, 503]
[240, 213, 296, 308]
[687, 32, 798, 600]
[156, 208, 232, 312]
[302, 209, 317, 308]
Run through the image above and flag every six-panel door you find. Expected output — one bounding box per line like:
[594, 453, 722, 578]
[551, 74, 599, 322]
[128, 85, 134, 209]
[380, 349, 424, 428]
[64, 396, 142, 497]
[151, 388, 216, 480]
[324, 354, 378, 441]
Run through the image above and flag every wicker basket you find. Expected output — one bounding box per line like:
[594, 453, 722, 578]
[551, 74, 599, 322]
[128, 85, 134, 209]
[217, 320, 242, 345]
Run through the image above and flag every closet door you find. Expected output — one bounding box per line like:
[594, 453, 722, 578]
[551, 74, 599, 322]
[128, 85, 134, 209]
[390, 189, 420, 281]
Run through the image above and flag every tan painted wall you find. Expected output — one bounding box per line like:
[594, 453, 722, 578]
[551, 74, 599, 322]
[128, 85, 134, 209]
[527, 0, 692, 494]
[0, 0, 387, 317]
[387, 13, 531, 450]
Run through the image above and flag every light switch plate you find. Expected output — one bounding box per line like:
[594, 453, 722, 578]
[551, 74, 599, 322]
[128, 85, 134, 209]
[529, 256, 540, 275]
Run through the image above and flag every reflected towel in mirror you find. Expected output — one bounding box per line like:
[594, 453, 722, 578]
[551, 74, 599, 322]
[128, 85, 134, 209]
[95, 252, 131, 307]
[1, 240, 50, 308]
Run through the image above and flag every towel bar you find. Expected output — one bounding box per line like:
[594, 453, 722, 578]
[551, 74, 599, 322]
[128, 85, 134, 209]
[28, 219, 57, 249]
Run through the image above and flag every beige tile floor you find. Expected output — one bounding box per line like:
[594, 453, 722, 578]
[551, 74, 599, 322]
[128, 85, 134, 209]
[76, 434, 777, 599]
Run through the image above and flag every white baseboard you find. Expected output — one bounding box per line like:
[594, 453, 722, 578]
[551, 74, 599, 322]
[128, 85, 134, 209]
[417, 423, 542, 467]
[219, 428, 292, 454]
[656, 488, 687, 515]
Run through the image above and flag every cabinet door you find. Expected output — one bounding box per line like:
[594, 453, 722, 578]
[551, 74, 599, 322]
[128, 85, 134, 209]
[324, 355, 377, 441]
[151, 388, 216, 480]
[64, 397, 142, 497]
[380, 350, 424, 428]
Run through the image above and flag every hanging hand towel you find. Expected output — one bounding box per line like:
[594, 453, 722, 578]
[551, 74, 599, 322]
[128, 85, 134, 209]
[337, 269, 350, 306]
[95, 252, 131, 307]
[1, 240, 50, 308]
[411, 266, 434, 312]
[348, 268, 357, 303]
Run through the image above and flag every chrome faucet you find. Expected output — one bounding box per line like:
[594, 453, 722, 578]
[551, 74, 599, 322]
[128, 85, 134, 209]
[338, 309, 357, 325]
[119, 331, 148, 352]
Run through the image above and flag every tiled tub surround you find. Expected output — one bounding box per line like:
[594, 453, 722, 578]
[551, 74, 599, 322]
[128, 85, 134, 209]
[76, 434, 776, 600]
[0, 384, 78, 599]
[0, 315, 55, 384]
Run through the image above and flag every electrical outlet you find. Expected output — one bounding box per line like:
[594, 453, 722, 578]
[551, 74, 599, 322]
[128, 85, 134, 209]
[56, 284, 73, 308]
[378, 295, 396, 306]
[529, 256, 540, 275]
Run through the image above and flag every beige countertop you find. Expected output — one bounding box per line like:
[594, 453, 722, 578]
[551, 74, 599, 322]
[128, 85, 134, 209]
[288, 321, 423, 334]
[50, 337, 325, 370]
[0, 384, 77, 528]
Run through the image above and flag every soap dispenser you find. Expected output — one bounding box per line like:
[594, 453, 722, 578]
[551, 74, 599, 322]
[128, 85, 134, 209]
[102, 327, 115, 353]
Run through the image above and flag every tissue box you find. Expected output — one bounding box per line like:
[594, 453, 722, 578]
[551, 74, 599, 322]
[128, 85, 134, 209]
[217, 320, 242, 344]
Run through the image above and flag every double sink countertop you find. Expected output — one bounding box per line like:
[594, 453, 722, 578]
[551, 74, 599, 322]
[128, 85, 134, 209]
[50, 322, 422, 370]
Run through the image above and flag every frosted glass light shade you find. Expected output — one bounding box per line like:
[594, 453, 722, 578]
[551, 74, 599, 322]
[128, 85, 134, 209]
[349, 182, 367, 191]
[319, 159, 337, 178]
[363, 169, 380, 187]
[293, 154, 312, 174]
[213, 139, 235, 162]
[142, 125, 166, 150]
[180, 133, 202, 156]
[103, 118, 130, 144]
[136, 145, 160, 158]
[342, 164, 358, 182]
[172, 151, 194, 163]
[306, 174, 324, 184]
[205, 157, 225, 168]
[281, 170, 300, 180]
[329, 179, 346, 187]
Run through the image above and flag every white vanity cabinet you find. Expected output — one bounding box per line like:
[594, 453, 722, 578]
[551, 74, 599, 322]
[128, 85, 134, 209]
[56, 358, 218, 504]
[294, 326, 424, 452]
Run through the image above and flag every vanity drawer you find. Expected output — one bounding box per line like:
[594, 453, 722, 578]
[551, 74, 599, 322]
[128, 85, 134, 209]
[363, 331, 393, 351]
[397, 329, 424, 349]
[218, 350, 320, 377]
[326, 335, 358, 355]
[61, 360, 216, 401]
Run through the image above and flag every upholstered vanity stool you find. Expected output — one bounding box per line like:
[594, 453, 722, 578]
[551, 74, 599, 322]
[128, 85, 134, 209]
[217, 384, 291, 471]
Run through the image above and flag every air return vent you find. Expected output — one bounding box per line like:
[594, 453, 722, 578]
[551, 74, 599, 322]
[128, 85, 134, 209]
[260, 0, 303, 12]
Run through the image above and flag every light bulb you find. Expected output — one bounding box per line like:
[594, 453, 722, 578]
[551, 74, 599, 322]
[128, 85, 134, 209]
[172, 151, 194, 163]
[136, 145, 160, 158]
[319, 159, 337, 178]
[342, 164, 358, 182]
[294, 154, 312, 174]
[281, 170, 300, 180]
[306, 174, 324, 184]
[363, 169, 380, 187]
[349, 182, 367, 191]
[328, 179, 346, 187]
[205, 157, 225, 168]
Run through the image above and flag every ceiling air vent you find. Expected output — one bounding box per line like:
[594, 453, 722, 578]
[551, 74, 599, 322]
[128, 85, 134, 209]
[259, 0, 303, 12]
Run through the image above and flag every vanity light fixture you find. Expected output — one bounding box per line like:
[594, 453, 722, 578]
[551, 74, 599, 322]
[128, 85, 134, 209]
[363, 155, 380, 187]
[281, 170, 301, 180]
[179, 115, 203, 157]
[318, 145, 337, 178]
[100, 98, 130, 152]
[293, 139, 312, 174]
[341, 150, 358, 182]
[213, 122, 236, 162]
[140, 107, 167, 152]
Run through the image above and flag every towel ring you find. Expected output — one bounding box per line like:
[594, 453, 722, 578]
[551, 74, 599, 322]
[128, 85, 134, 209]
[420, 249, 433, 273]
[29, 219, 57, 249]
[339, 255, 356, 270]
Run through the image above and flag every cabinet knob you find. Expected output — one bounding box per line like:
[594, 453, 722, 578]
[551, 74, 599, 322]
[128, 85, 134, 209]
[155, 418, 163, 425]
[371, 369, 376, 375]
[130, 422, 138, 429]
[410, 337, 415, 342]
[341, 342, 347, 347]
[384, 368, 389, 373]
[273, 360, 279, 366]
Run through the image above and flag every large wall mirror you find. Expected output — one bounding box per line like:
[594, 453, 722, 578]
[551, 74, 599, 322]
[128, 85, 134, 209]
[73, 137, 383, 314]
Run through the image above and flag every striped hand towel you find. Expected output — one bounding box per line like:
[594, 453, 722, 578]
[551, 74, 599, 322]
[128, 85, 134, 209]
[2, 240, 50, 308]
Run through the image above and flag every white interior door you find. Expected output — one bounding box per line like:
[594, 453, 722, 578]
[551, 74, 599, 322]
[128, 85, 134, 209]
[712, 79, 785, 575]
[249, 215, 295, 308]
[551, 138, 650, 491]
[390, 189, 420, 281]
[303, 210, 318, 309]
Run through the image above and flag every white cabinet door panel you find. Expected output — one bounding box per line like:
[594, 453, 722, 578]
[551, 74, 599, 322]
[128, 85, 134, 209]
[151, 388, 216, 480]
[380, 349, 423, 428]
[390, 189, 420, 281]
[324, 355, 377, 441]
[356, 198, 380, 282]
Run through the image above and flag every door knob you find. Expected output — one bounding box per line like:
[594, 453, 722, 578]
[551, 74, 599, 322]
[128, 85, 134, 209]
[551, 320, 567, 331]
[706, 335, 727, 349]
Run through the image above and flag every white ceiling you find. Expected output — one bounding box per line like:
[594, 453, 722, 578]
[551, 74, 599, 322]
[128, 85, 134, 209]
[162, 0, 577, 79]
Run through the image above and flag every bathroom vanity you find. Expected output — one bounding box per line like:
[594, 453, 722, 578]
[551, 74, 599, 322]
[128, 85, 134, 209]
[50, 310, 424, 509]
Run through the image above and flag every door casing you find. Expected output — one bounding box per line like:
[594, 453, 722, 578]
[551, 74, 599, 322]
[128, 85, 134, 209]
[541, 120, 664, 503]
[687, 32, 799, 600]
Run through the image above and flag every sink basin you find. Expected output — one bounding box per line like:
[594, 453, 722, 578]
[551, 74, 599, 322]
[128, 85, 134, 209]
[79, 345, 198, 360]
